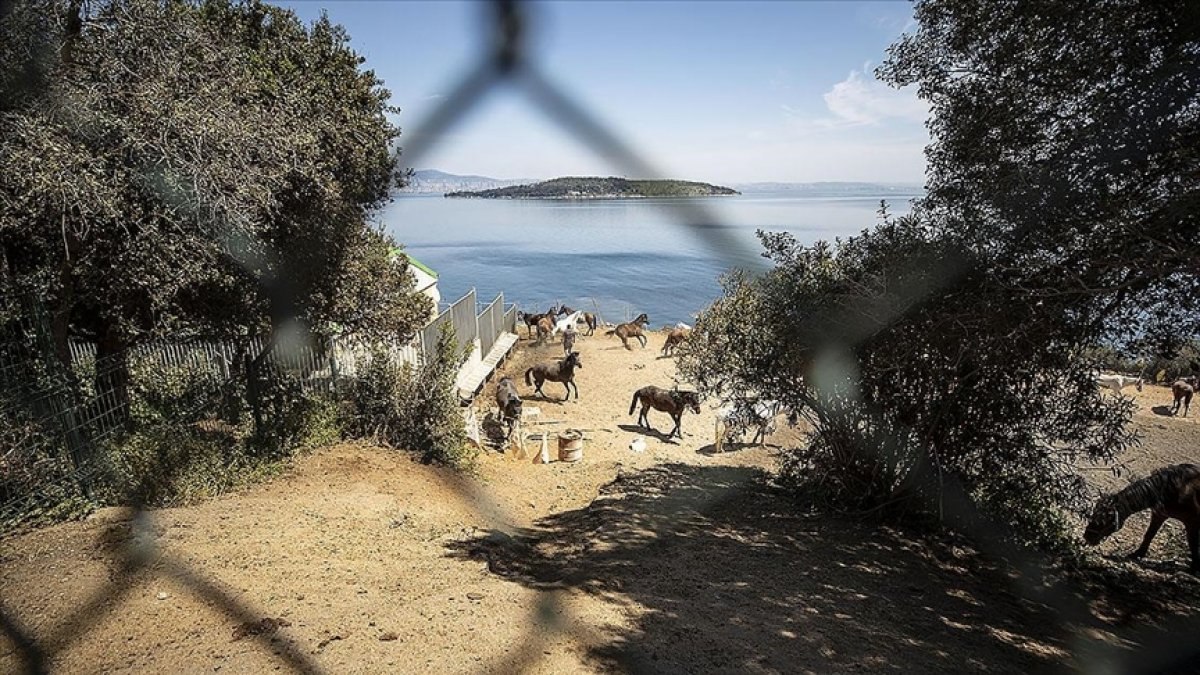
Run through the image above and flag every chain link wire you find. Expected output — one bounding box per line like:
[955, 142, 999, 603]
[3, 1, 1199, 673]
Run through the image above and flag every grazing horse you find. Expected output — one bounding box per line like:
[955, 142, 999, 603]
[1084, 463, 1200, 574]
[495, 377, 522, 438]
[607, 313, 650, 350]
[714, 398, 783, 452]
[525, 351, 582, 401]
[1172, 378, 1196, 417]
[661, 327, 689, 357]
[629, 385, 701, 439]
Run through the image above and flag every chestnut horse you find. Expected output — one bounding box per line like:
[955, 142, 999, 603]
[558, 305, 598, 336]
[607, 313, 650, 350]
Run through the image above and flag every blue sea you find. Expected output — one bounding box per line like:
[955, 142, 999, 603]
[374, 191, 918, 326]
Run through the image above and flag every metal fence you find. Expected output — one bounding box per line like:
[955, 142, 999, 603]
[1, 1, 1194, 675]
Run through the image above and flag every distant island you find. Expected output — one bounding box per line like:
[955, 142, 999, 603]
[398, 169, 536, 194]
[445, 176, 740, 199]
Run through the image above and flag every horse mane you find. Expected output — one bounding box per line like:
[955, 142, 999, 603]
[1111, 464, 1200, 517]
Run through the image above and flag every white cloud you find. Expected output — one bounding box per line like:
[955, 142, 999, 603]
[820, 66, 928, 127]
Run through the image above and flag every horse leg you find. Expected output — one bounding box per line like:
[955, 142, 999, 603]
[562, 380, 571, 401]
[638, 334, 647, 348]
[1131, 511, 1167, 559]
[670, 412, 682, 439]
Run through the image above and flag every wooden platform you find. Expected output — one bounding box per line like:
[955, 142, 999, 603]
[455, 331, 519, 400]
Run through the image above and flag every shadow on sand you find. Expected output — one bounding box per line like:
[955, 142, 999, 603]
[448, 464, 1200, 673]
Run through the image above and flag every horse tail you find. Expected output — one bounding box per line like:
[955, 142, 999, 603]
[629, 389, 641, 416]
[525, 367, 534, 386]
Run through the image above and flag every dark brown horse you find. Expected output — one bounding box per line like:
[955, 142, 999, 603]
[519, 307, 558, 338]
[1172, 378, 1196, 417]
[495, 377, 522, 437]
[1084, 463, 1200, 574]
[629, 385, 701, 439]
[607, 313, 649, 350]
[525, 351, 582, 401]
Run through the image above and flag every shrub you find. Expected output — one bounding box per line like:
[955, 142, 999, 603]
[348, 324, 473, 468]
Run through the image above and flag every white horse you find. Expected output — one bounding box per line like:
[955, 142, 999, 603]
[552, 310, 584, 336]
[1093, 372, 1143, 394]
[713, 398, 783, 453]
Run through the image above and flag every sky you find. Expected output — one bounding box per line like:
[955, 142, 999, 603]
[278, 1, 928, 184]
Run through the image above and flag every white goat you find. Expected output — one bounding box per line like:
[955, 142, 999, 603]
[1093, 372, 1143, 394]
[713, 398, 783, 453]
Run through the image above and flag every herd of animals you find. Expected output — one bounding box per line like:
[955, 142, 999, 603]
[498, 312, 1200, 575]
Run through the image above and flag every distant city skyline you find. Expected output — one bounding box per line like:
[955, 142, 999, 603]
[279, 1, 929, 184]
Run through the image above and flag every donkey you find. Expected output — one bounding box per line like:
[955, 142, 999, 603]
[607, 313, 650, 350]
[525, 351, 582, 401]
[661, 327, 689, 357]
[629, 385, 701, 439]
[495, 377, 522, 438]
[1172, 378, 1196, 417]
[1084, 463, 1200, 574]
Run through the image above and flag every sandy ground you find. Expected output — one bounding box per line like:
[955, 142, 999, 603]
[1, 333, 1198, 674]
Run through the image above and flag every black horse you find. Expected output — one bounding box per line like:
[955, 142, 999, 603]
[629, 385, 701, 439]
[525, 351, 583, 401]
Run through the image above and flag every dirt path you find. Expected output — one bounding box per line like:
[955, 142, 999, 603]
[2, 335, 1198, 673]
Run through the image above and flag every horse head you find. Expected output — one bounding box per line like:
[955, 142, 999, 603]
[1083, 494, 1122, 545]
[566, 351, 582, 368]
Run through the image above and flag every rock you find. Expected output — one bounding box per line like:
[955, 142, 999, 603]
[156, 591, 169, 601]
[466, 592, 484, 601]
[379, 632, 399, 642]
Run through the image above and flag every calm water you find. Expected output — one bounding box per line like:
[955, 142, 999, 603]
[375, 192, 918, 326]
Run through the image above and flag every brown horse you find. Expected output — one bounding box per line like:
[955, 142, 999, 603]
[661, 327, 689, 356]
[1084, 463, 1200, 574]
[520, 307, 558, 338]
[535, 316, 554, 344]
[525, 351, 582, 400]
[629, 385, 701, 439]
[1172, 377, 1196, 417]
[607, 313, 649, 350]
[495, 377, 522, 437]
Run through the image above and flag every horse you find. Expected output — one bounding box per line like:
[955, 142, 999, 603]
[525, 351, 582, 401]
[495, 377, 522, 438]
[557, 305, 598, 336]
[661, 327, 689, 356]
[713, 398, 784, 453]
[519, 308, 558, 338]
[1172, 377, 1196, 417]
[552, 310, 584, 336]
[535, 316, 554, 344]
[1084, 463, 1200, 575]
[1093, 372, 1143, 394]
[628, 385, 701, 439]
[607, 313, 650, 350]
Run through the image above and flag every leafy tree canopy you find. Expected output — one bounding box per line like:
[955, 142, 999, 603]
[681, 0, 1199, 548]
[0, 0, 429, 364]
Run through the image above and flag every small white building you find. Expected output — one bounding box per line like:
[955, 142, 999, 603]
[393, 249, 440, 321]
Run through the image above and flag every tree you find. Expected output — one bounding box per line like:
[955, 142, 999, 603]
[680, 0, 1199, 548]
[0, 0, 428, 407]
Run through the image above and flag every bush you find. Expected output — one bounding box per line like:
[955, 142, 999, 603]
[348, 324, 473, 468]
[680, 217, 1137, 549]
